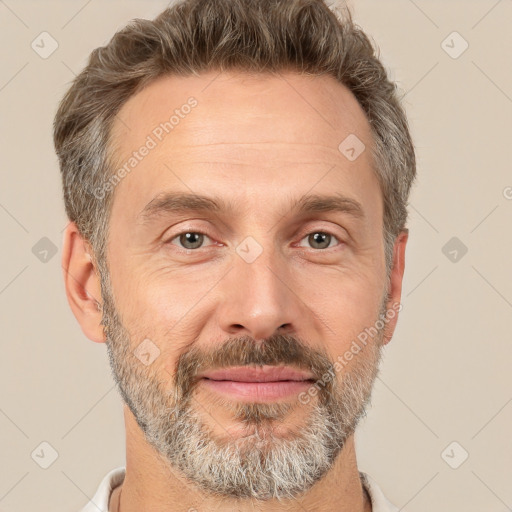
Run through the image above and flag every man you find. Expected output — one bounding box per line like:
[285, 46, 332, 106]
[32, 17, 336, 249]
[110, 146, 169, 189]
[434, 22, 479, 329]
[55, 0, 416, 510]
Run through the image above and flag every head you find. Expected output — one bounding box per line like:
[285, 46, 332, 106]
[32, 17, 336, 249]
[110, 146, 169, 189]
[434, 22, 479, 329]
[56, 0, 415, 502]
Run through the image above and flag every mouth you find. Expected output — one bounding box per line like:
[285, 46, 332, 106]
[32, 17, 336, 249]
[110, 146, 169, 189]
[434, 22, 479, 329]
[197, 365, 316, 401]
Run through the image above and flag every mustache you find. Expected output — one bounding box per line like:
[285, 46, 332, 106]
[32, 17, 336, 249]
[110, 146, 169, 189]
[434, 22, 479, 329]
[173, 333, 335, 400]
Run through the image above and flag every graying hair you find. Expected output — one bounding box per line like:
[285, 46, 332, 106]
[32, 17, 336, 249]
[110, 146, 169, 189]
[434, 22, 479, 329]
[53, 0, 416, 278]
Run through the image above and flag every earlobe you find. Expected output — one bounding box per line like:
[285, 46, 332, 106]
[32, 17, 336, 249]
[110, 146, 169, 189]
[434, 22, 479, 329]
[381, 229, 409, 346]
[61, 222, 106, 343]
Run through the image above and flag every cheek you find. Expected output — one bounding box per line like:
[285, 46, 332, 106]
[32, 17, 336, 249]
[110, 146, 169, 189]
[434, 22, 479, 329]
[110, 259, 191, 321]
[299, 268, 384, 344]
[126, 272, 209, 368]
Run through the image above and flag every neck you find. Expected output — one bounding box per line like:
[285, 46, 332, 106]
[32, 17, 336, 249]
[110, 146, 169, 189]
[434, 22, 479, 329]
[113, 405, 372, 512]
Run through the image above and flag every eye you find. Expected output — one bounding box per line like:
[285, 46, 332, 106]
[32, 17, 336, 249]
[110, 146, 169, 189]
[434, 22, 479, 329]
[166, 229, 342, 252]
[168, 231, 215, 250]
[297, 231, 342, 250]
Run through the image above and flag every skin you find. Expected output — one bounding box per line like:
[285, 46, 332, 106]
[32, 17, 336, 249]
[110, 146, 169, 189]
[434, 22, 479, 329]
[62, 70, 408, 511]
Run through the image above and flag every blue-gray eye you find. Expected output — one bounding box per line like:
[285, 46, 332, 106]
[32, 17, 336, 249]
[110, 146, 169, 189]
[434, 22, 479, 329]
[298, 232, 340, 250]
[171, 232, 212, 250]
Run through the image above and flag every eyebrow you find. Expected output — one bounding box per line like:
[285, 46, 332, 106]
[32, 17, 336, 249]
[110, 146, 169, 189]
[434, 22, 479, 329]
[137, 191, 365, 225]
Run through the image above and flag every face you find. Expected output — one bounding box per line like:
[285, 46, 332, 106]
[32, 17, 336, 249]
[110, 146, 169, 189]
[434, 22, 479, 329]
[97, 71, 399, 500]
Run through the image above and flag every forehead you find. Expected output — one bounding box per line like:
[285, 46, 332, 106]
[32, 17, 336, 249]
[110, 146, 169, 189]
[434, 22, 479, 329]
[111, 71, 371, 149]
[107, 70, 380, 225]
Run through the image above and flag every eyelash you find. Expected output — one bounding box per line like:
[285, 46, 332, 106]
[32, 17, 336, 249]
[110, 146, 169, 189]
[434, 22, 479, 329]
[166, 229, 343, 252]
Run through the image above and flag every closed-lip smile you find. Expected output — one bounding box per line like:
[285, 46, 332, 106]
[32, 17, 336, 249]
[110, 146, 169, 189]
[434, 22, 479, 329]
[197, 365, 316, 401]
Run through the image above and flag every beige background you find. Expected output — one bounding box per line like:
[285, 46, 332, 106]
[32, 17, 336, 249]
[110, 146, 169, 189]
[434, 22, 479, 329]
[1, 0, 511, 510]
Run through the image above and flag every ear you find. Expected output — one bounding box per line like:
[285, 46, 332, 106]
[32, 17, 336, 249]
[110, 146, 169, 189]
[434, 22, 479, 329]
[61, 221, 106, 343]
[381, 229, 409, 346]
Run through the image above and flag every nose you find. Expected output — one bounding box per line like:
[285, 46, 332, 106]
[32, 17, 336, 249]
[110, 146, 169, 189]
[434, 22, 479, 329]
[216, 243, 304, 342]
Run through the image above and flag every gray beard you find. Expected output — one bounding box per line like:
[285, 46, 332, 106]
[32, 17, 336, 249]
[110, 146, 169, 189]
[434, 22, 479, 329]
[99, 271, 384, 500]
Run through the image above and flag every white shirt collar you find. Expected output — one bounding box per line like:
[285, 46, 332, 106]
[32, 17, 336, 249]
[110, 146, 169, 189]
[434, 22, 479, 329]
[79, 467, 398, 512]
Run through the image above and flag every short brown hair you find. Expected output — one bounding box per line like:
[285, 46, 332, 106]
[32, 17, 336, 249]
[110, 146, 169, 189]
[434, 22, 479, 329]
[53, 0, 416, 276]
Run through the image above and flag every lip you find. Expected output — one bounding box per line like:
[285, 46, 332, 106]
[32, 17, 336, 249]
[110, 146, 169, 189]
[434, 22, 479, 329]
[197, 365, 316, 402]
[197, 365, 315, 382]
